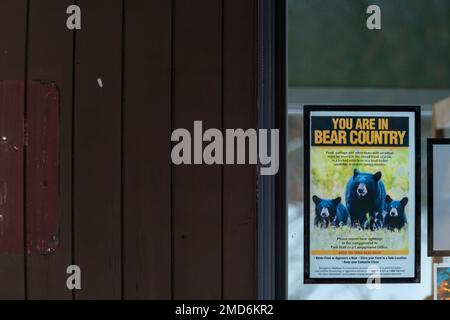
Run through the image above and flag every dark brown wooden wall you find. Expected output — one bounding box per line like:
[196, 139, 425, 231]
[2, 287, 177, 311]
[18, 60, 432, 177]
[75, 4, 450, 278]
[0, 0, 257, 299]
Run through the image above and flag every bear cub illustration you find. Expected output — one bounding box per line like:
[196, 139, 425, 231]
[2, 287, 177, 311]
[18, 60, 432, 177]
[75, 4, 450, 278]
[313, 196, 350, 228]
[384, 195, 408, 231]
[345, 169, 386, 230]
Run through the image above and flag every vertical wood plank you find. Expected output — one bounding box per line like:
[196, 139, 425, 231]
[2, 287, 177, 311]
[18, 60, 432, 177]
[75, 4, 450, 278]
[26, 82, 63, 296]
[25, 82, 59, 252]
[223, 0, 258, 299]
[122, 0, 172, 299]
[26, 0, 74, 299]
[0, 82, 25, 298]
[173, 0, 223, 299]
[73, 0, 123, 299]
[0, 83, 24, 255]
[26, 82, 59, 256]
[0, 0, 27, 299]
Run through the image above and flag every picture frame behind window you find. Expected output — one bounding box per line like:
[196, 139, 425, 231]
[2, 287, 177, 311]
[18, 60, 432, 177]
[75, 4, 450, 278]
[434, 263, 450, 300]
[304, 105, 421, 284]
[427, 139, 450, 257]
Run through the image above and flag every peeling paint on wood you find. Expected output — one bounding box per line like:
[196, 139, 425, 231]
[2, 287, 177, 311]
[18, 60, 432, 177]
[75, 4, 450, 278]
[0, 80, 24, 254]
[26, 81, 59, 255]
[0, 80, 59, 255]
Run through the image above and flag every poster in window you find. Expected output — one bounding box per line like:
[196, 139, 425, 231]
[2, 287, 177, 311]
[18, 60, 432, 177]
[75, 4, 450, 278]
[304, 106, 420, 284]
[428, 139, 450, 257]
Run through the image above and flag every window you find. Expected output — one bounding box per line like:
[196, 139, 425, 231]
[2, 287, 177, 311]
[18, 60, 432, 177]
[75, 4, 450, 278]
[286, 0, 450, 300]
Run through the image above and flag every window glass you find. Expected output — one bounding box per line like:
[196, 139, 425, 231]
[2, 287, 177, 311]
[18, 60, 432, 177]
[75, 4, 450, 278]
[287, 0, 450, 300]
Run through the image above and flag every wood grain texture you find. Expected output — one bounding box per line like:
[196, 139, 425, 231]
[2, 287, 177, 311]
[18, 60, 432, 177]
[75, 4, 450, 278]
[223, 0, 258, 299]
[0, 0, 260, 299]
[26, 81, 59, 256]
[172, 0, 223, 299]
[73, 0, 123, 299]
[26, 81, 64, 298]
[122, 0, 172, 299]
[0, 0, 27, 299]
[26, 0, 74, 299]
[0, 82, 25, 253]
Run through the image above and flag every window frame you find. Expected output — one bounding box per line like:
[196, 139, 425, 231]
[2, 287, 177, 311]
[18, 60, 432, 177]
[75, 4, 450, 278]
[427, 139, 450, 257]
[257, 0, 287, 300]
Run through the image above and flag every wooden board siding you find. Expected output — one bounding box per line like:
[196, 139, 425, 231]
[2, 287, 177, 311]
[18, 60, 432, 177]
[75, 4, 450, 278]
[0, 81, 25, 299]
[223, 0, 258, 299]
[0, 0, 27, 300]
[122, 0, 172, 300]
[26, 82, 59, 256]
[26, 0, 74, 300]
[0, 82, 25, 255]
[73, 0, 123, 299]
[0, 80, 60, 299]
[0, 0, 258, 299]
[172, 0, 223, 299]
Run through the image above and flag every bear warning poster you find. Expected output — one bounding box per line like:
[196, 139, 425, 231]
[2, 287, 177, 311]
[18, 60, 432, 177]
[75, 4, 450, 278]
[304, 106, 420, 284]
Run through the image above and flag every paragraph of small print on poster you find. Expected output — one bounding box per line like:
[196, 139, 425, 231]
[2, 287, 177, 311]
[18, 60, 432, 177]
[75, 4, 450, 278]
[304, 106, 421, 284]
